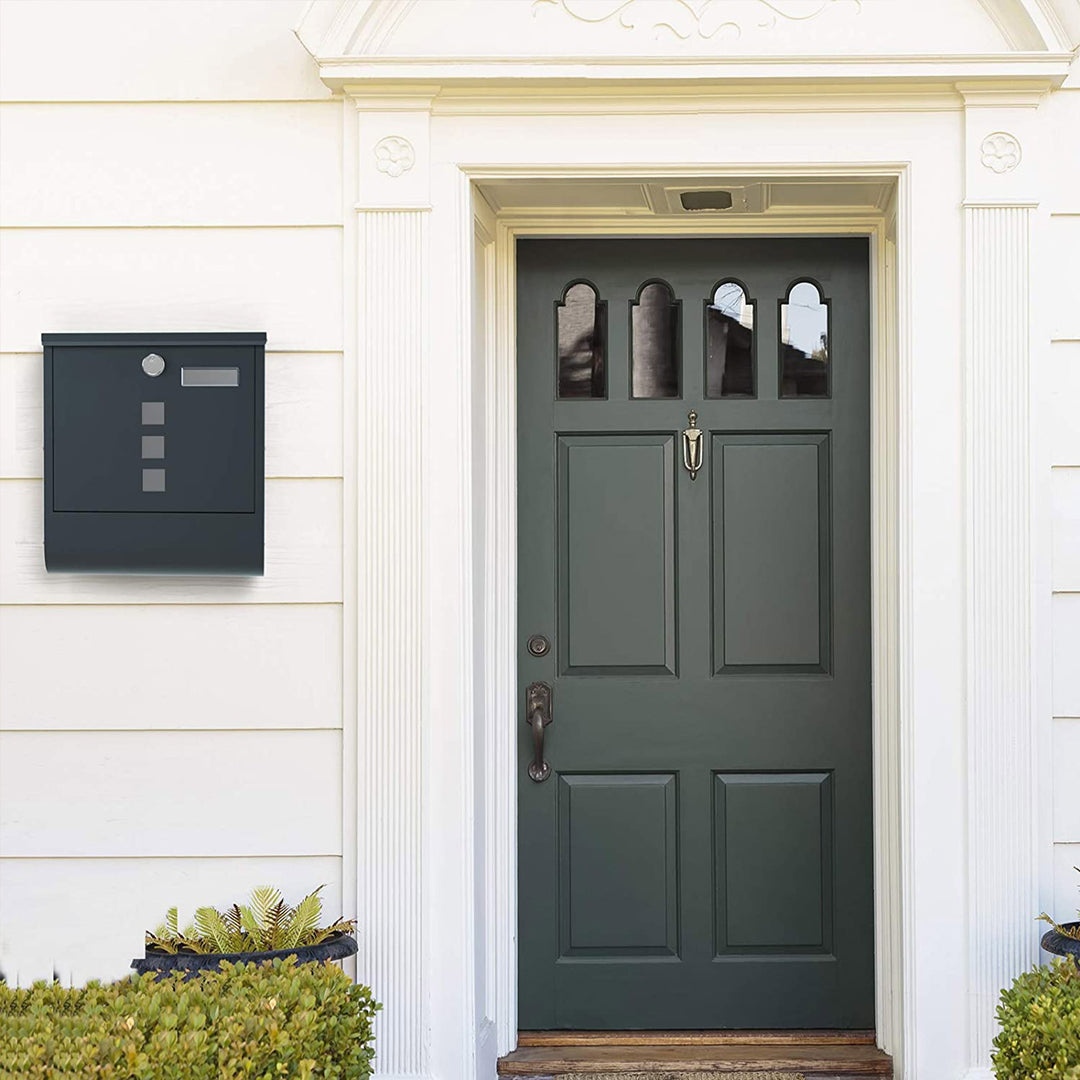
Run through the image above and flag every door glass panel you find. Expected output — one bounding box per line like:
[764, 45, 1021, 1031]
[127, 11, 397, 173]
[557, 281, 606, 399]
[631, 281, 680, 399]
[705, 280, 755, 398]
[779, 280, 829, 398]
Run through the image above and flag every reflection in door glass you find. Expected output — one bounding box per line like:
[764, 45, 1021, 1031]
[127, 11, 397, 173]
[631, 281, 680, 399]
[705, 281, 755, 398]
[780, 280, 829, 398]
[557, 281, 606, 398]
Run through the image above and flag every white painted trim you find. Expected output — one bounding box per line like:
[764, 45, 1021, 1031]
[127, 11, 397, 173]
[333, 76, 1046, 1080]
[963, 204, 1039, 1069]
[320, 55, 1073, 90]
[467, 187, 907, 1069]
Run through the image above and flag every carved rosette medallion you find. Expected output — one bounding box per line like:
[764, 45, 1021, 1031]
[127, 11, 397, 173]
[979, 132, 1022, 175]
[374, 136, 416, 178]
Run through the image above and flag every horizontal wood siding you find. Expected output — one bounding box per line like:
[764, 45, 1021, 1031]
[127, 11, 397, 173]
[1046, 88, 1079, 941]
[0, 1, 333, 102]
[0, 730, 342, 857]
[1052, 468, 1080, 590]
[0, 227, 343, 353]
[0, 856, 343, 986]
[0, 10, 347, 989]
[0, 605, 342, 731]
[1053, 595, 1080, 716]
[0, 103, 342, 226]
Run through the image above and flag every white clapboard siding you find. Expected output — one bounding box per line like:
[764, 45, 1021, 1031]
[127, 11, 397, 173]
[1055, 845, 1080, 922]
[1047, 342, 1080, 466]
[0, 227, 343, 354]
[1054, 593, 1080, 717]
[0, 0, 331, 103]
[0, 351, 343, 479]
[266, 353, 344, 478]
[0, 478, 342, 604]
[1050, 217, 1080, 341]
[0, 855, 343, 987]
[0, 102, 342, 227]
[0, 604, 341, 731]
[1053, 719, 1080, 842]
[0, 729, 342, 857]
[0, 354, 39, 480]
[1052, 467, 1080, 591]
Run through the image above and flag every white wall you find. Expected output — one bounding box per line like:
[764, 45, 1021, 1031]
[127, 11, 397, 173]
[0, 0, 348, 985]
[1043, 73, 1080, 928]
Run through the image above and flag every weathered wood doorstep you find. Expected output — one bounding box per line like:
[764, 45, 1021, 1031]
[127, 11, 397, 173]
[497, 1033, 892, 1079]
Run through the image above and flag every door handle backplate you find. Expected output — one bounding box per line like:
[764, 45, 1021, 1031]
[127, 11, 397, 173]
[525, 681, 553, 783]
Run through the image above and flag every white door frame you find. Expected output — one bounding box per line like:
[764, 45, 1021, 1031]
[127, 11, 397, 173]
[349, 82, 1043, 1078]
[467, 167, 908, 1063]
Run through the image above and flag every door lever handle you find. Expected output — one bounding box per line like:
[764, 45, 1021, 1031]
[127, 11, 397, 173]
[525, 682, 553, 783]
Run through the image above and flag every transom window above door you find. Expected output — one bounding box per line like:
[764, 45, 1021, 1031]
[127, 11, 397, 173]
[553, 275, 833, 400]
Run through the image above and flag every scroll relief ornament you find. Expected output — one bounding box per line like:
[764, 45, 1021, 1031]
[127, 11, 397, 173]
[374, 136, 415, 178]
[532, 0, 861, 41]
[979, 132, 1022, 175]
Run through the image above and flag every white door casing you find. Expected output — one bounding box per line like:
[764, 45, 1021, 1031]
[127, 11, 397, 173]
[295, 3, 1073, 1077]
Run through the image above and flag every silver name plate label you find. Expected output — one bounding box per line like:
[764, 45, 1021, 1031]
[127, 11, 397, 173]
[181, 367, 240, 387]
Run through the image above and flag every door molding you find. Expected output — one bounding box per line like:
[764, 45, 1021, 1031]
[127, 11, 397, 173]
[468, 170, 909, 1069]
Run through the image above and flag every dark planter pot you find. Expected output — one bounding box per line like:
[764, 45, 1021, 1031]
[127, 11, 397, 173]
[1041, 921, 1080, 969]
[131, 932, 357, 975]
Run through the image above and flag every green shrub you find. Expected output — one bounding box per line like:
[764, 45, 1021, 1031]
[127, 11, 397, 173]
[0, 957, 380, 1080]
[993, 959, 1080, 1079]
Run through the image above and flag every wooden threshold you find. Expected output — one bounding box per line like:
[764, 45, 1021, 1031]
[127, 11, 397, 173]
[498, 1034, 892, 1079]
[518, 1032, 877, 1047]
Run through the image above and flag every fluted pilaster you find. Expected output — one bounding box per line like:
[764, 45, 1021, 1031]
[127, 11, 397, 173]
[357, 207, 427, 1078]
[964, 203, 1037, 1070]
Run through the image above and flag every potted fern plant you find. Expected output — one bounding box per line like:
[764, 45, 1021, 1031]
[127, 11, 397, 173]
[133, 885, 357, 974]
[1040, 866, 1080, 970]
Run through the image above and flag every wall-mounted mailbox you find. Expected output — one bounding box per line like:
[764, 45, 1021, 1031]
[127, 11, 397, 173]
[42, 332, 265, 574]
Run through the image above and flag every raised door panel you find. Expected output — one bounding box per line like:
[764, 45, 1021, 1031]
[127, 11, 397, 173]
[714, 772, 834, 954]
[558, 435, 676, 674]
[558, 773, 678, 957]
[712, 433, 831, 674]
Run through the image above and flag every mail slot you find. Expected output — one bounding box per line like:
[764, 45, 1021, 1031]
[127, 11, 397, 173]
[42, 332, 265, 574]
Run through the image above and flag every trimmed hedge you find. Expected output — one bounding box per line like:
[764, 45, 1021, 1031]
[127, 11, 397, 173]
[0, 958, 379, 1080]
[993, 959, 1080, 1080]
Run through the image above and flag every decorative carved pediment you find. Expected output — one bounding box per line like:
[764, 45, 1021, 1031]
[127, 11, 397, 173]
[296, 0, 1078, 60]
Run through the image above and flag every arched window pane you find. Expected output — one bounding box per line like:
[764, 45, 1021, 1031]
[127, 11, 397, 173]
[780, 280, 829, 398]
[631, 281, 680, 399]
[705, 281, 755, 398]
[557, 282, 606, 399]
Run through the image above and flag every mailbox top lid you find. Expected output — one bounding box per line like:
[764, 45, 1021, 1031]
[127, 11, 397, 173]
[42, 332, 267, 347]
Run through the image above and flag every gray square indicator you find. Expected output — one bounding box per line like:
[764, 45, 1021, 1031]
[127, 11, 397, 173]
[142, 401, 165, 425]
[141, 435, 165, 459]
[142, 468, 166, 493]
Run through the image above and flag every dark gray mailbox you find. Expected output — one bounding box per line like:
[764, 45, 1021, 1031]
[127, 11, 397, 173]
[42, 332, 265, 574]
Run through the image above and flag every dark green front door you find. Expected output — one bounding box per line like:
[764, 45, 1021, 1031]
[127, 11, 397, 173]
[517, 238, 873, 1030]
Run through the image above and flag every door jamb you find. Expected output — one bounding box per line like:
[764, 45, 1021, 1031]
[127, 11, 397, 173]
[470, 181, 909, 1069]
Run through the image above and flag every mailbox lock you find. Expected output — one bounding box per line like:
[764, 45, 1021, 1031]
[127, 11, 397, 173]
[141, 353, 166, 377]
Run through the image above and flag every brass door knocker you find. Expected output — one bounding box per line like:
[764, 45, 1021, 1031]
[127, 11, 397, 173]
[682, 410, 703, 481]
